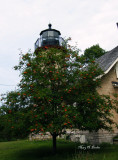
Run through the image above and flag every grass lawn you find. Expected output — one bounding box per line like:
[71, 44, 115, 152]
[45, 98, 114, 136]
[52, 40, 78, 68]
[0, 140, 118, 160]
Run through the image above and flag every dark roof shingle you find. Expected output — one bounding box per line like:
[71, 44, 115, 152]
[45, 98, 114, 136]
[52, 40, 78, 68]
[96, 46, 118, 72]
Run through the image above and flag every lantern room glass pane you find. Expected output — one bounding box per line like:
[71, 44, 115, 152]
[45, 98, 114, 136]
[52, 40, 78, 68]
[53, 31, 59, 38]
[48, 31, 53, 37]
[42, 32, 48, 38]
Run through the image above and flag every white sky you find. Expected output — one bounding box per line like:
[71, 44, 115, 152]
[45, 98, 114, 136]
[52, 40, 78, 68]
[0, 0, 118, 95]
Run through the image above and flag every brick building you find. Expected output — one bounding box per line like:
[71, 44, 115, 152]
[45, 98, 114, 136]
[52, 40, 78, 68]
[71, 46, 118, 144]
[93, 46, 118, 144]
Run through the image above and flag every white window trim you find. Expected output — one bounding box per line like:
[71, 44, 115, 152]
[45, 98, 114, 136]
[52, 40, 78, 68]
[115, 62, 118, 79]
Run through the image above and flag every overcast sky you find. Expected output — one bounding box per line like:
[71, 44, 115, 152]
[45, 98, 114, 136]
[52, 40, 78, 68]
[0, 0, 118, 95]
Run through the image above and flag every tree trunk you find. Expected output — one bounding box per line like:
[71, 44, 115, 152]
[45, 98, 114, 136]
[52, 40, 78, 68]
[52, 132, 57, 154]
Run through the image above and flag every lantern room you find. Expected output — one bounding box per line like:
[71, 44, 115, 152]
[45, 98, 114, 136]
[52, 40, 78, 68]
[34, 24, 65, 50]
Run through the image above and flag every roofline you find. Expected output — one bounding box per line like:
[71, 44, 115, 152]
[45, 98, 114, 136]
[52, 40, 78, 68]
[97, 58, 118, 79]
[104, 57, 118, 75]
[96, 58, 118, 79]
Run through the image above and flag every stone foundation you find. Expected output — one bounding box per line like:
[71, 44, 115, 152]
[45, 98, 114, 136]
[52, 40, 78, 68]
[29, 129, 118, 144]
[29, 132, 52, 141]
[65, 129, 118, 144]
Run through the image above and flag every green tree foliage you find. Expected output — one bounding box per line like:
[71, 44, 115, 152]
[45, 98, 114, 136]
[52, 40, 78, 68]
[0, 42, 117, 152]
[0, 92, 31, 141]
[83, 44, 106, 62]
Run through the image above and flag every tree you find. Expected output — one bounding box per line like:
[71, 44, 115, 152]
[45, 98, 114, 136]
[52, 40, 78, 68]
[83, 44, 106, 62]
[1, 42, 117, 153]
[0, 92, 31, 141]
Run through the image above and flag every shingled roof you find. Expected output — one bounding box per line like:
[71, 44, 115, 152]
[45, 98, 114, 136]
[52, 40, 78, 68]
[96, 46, 118, 74]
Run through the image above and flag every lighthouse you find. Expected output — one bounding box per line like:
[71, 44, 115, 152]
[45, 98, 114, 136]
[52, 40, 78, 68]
[34, 24, 65, 50]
